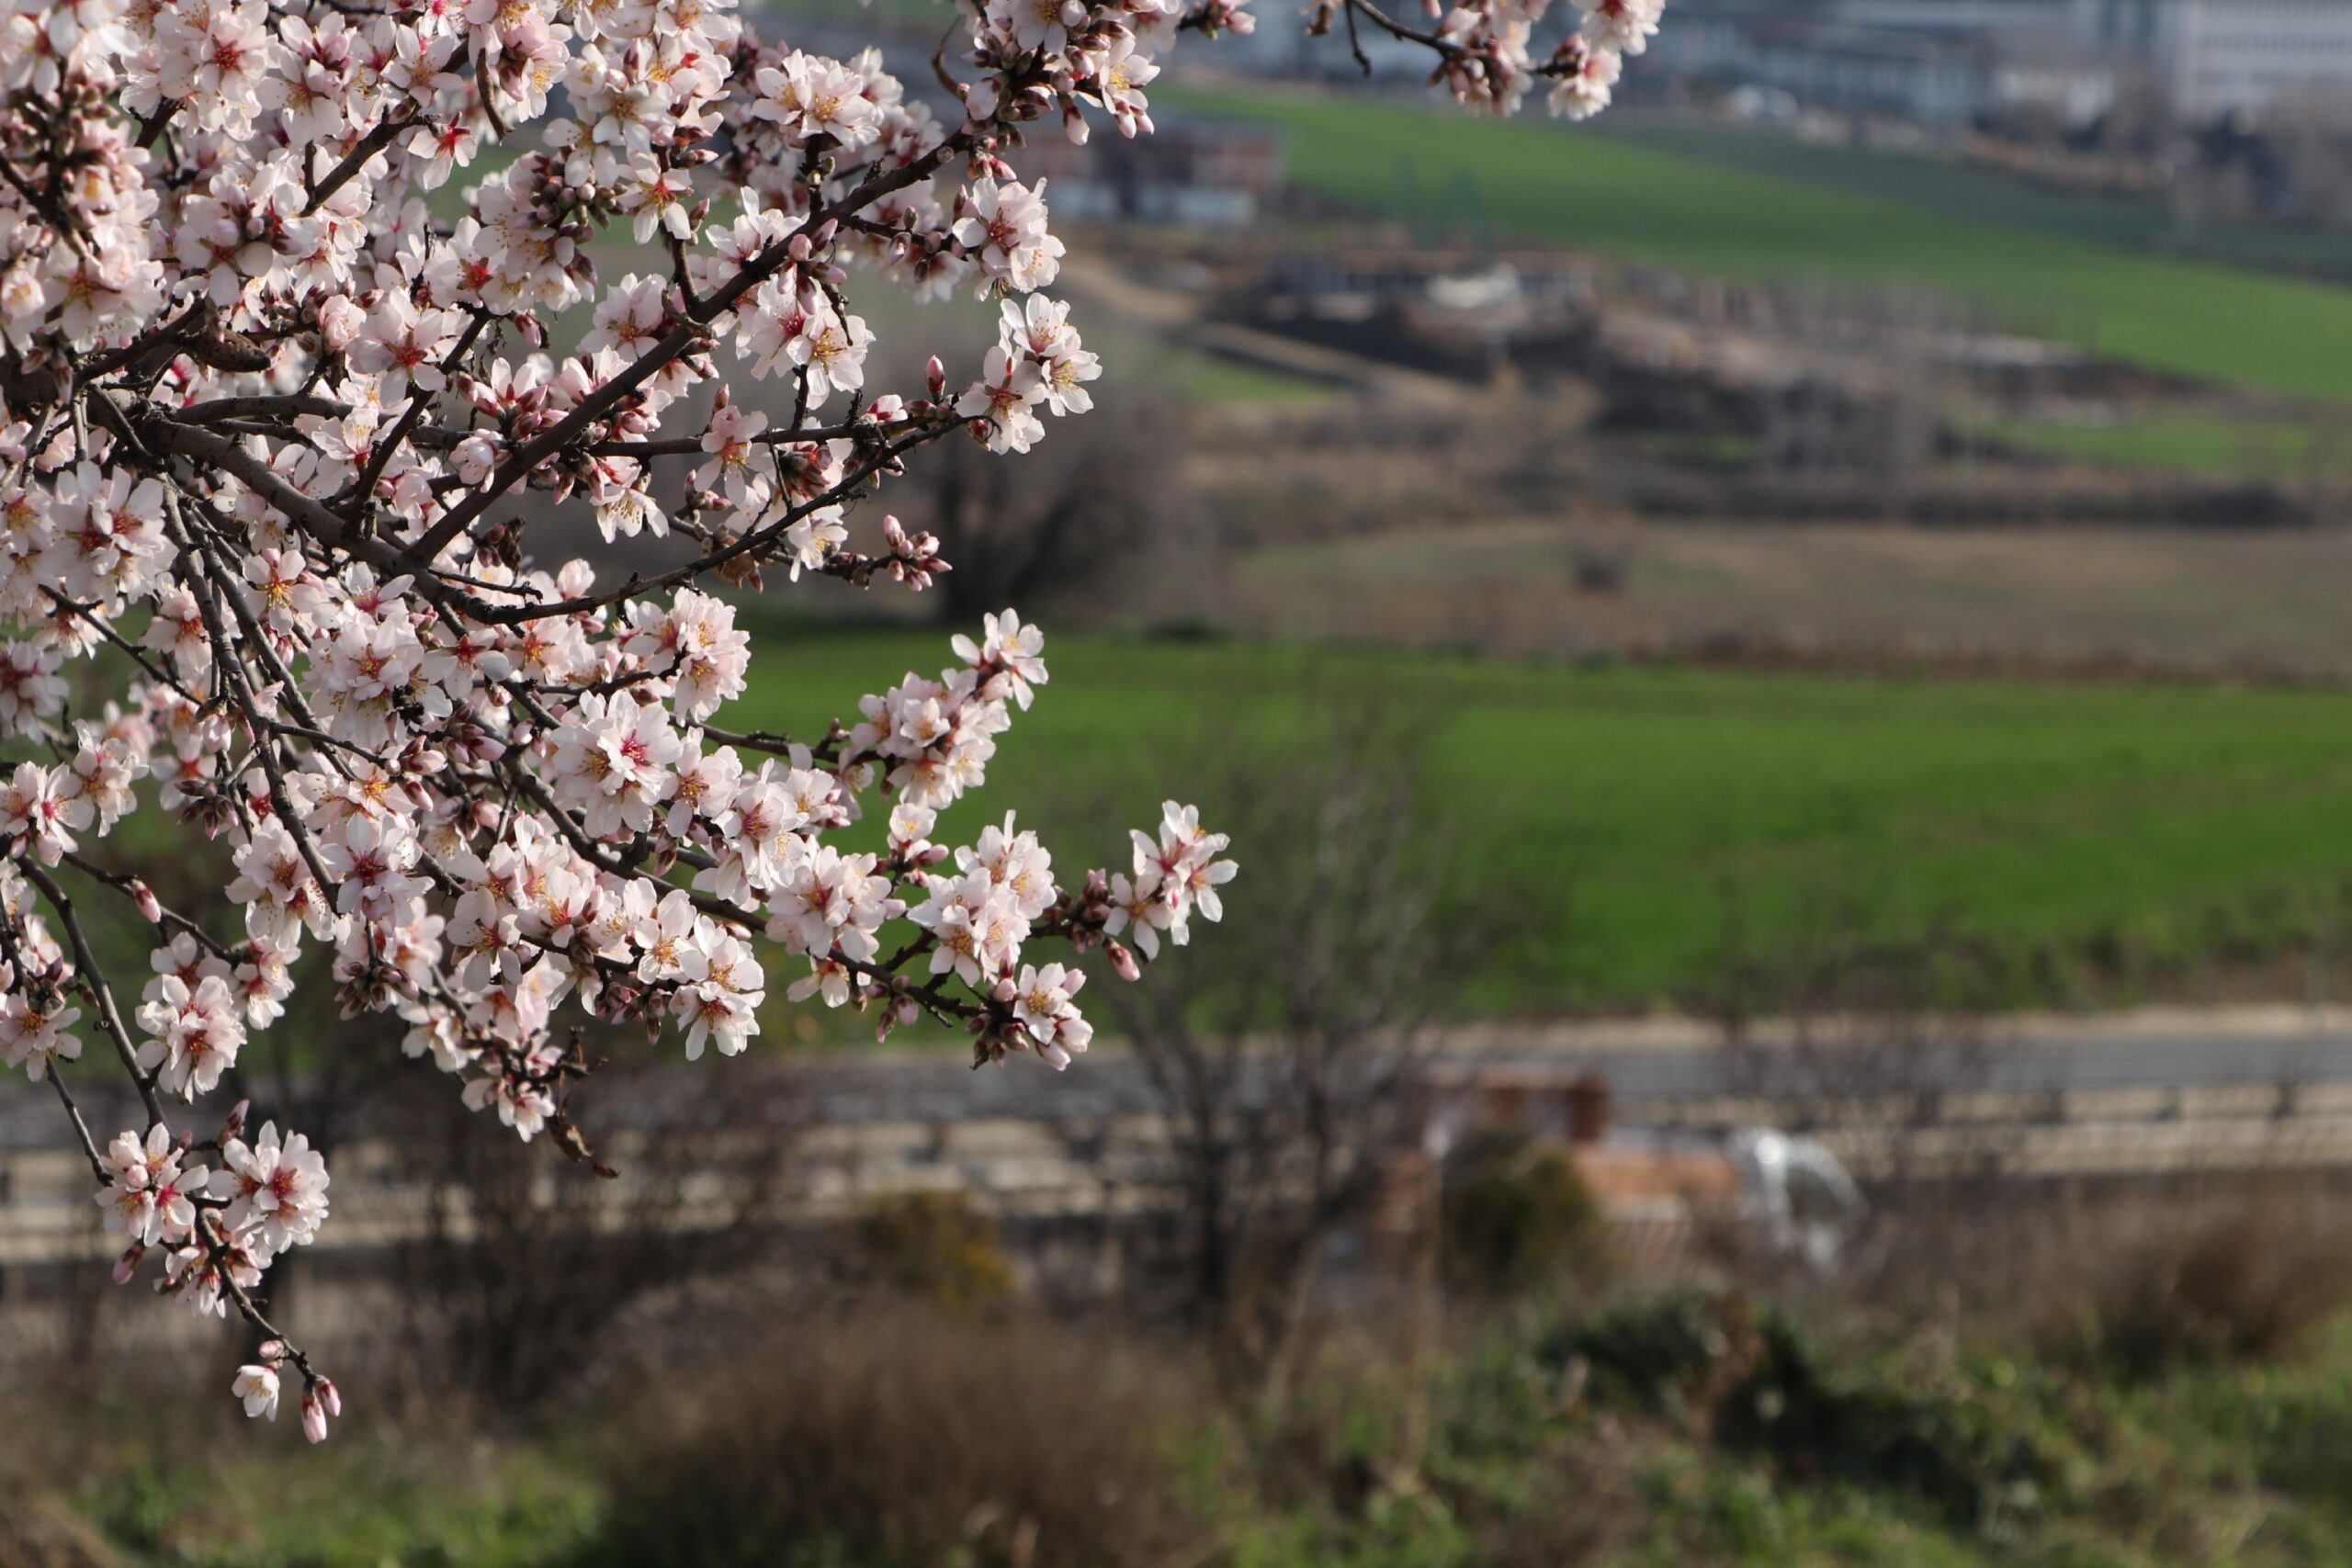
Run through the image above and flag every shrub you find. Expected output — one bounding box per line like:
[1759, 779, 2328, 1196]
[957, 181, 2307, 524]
[585, 1308, 1216, 1568]
[2027, 1179, 2352, 1378]
[852, 1192, 1018, 1311]
[1439, 1132, 1614, 1296]
[0, 1499, 115, 1568]
[1548, 1291, 2085, 1535]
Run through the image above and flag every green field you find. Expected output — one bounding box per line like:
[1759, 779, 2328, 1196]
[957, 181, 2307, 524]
[734, 627, 2352, 1015]
[1169, 85, 2352, 404]
[1601, 119, 2352, 283]
[1990, 411, 2352, 479]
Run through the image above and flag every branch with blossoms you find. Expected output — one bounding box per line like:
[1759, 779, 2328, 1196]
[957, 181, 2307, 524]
[1314, 0, 1661, 117]
[0, 0, 1652, 1440]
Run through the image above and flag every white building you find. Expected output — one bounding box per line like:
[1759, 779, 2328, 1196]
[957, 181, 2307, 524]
[1660, 1, 2131, 125]
[2085, 0, 2352, 119]
[1841, 0, 2352, 121]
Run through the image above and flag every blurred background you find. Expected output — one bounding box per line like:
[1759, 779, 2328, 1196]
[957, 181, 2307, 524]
[11, 4, 2352, 1563]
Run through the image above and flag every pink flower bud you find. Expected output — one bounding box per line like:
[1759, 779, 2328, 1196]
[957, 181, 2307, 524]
[113, 1244, 143, 1284]
[1108, 942, 1140, 982]
[130, 879, 161, 923]
[925, 356, 946, 398]
[301, 1390, 329, 1444]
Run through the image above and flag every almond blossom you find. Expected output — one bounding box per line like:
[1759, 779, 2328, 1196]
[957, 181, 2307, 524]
[0, 0, 1655, 1437]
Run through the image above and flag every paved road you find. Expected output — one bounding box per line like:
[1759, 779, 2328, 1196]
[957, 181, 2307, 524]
[6, 1008, 2352, 1268]
[12, 1007, 2352, 1146]
[786, 1007, 2352, 1122]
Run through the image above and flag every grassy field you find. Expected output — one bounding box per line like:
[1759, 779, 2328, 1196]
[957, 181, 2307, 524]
[732, 626, 2352, 1015]
[1600, 118, 2352, 283]
[1233, 519, 2352, 677]
[1990, 411, 2352, 479]
[1169, 85, 2352, 404]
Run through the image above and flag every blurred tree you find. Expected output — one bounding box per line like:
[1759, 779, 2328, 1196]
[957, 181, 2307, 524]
[895, 389, 1193, 626]
[1091, 687, 1498, 1397]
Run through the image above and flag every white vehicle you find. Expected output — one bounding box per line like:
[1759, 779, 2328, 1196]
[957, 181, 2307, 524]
[1724, 1127, 1869, 1269]
[1417, 1066, 1870, 1269]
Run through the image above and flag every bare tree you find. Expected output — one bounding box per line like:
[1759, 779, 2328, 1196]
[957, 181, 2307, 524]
[382, 1058, 807, 1412]
[893, 387, 1194, 624]
[1091, 688, 1477, 1397]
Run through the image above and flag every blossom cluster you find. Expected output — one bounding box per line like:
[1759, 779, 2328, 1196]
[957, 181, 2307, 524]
[0, 0, 1643, 1440]
[1313, 0, 1661, 116]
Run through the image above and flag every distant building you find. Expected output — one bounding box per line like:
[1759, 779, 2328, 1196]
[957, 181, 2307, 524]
[1021, 118, 1283, 228]
[1661, 9, 2001, 123]
[1663, 0, 2352, 125]
[2084, 0, 2352, 119]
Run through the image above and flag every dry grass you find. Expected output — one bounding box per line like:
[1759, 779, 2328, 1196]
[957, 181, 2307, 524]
[2018, 1179, 2352, 1376]
[0, 1498, 116, 1568]
[1818, 1174, 2352, 1380]
[1235, 518, 2352, 679]
[587, 1305, 1219, 1568]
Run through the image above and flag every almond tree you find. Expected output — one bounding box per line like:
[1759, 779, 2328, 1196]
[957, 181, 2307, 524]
[0, 0, 1657, 1434]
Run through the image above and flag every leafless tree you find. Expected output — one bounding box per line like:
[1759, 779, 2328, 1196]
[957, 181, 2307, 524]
[1698, 903, 2009, 1172]
[381, 1057, 807, 1412]
[1090, 688, 1479, 1397]
[892, 386, 1195, 625]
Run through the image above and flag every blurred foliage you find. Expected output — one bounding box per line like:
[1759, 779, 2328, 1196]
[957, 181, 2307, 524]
[40, 1302, 2352, 1566]
[1439, 1131, 1615, 1295]
[38, 1434, 599, 1568]
[852, 1191, 1018, 1310]
[1548, 1292, 2086, 1536]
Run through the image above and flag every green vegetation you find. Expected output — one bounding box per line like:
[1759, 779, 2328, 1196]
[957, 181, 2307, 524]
[1168, 85, 2352, 403]
[1990, 411, 2352, 479]
[38, 1299, 2352, 1566]
[734, 626, 2352, 1014]
[60, 1437, 601, 1567]
[1158, 344, 1340, 404]
[1600, 119, 2352, 283]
